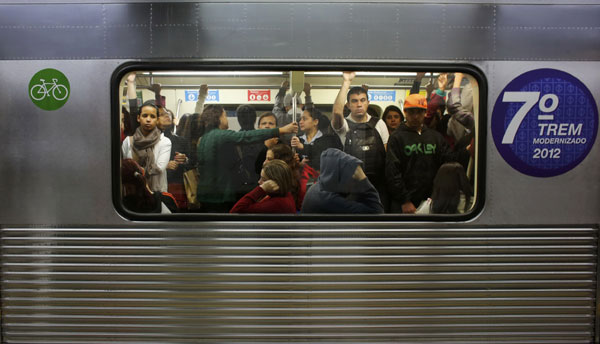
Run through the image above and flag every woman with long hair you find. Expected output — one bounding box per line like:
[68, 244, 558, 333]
[417, 162, 473, 214]
[230, 159, 296, 214]
[290, 107, 342, 171]
[121, 100, 172, 193]
[265, 143, 315, 211]
[196, 104, 298, 212]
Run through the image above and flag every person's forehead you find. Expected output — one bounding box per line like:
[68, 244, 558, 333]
[349, 93, 368, 100]
[260, 116, 276, 123]
[140, 106, 157, 114]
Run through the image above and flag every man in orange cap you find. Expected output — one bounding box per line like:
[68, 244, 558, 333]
[386, 93, 464, 214]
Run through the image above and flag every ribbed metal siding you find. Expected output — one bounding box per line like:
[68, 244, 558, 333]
[1, 227, 597, 343]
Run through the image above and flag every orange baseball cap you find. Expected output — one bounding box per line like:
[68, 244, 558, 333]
[404, 94, 427, 110]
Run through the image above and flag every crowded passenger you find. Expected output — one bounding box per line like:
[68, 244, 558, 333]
[381, 105, 404, 134]
[233, 104, 263, 199]
[254, 112, 281, 175]
[416, 162, 473, 214]
[121, 71, 477, 216]
[290, 107, 343, 171]
[229, 159, 297, 214]
[263, 143, 306, 211]
[121, 99, 172, 193]
[331, 71, 390, 211]
[273, 80, 314, 127]
[195, 104, 298, 212]
[121, 159, 178, 214]
[301, 149, 384, 214]
[386, 93, 470, 214]
[178, 84, 209, 148]
[447, 73, 475, 147]
[156, 107, 192, 210]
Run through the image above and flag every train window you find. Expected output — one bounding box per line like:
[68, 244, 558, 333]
[115, 67, 484, 220]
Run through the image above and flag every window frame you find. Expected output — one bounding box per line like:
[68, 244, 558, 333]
[112, 61, 487, 222]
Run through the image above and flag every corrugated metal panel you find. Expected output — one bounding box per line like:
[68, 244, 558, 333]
[1, 227, 597, 343]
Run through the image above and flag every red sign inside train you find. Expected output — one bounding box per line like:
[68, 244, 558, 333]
[248, 90, 270, 102]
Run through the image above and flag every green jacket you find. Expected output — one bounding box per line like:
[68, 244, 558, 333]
[196, 127, 279, 204]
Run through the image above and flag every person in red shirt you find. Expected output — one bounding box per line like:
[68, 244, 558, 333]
[230, 159, 296, 214]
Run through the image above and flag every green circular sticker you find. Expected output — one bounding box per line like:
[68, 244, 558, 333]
[29, 68, 70, 110]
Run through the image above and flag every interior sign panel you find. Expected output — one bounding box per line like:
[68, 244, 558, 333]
[492, 68, 598, 177]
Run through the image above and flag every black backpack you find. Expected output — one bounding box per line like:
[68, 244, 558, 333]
[232, 143, 261, 198]
[344, 117, 386, 182]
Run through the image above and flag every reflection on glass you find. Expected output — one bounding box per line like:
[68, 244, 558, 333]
[118, 70, 478, 216]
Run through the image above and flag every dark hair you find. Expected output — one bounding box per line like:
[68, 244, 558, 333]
[158, 107, 175, 134]
[258, 112, 278, 127]
[140, 99, 159, 112]
[346, 86, 368, 103]
[236, 104, 257, 131]
[269, 144, 300, 207]
[382, 105, 404, 123]
[176, 113, 191, 136]
[367, 106, 380, 118]
[180, 112, 203, 146]
[270, 144, 296, 168]
[431, 162, 473, 214]
[165, 108, 174, 120]
[198, 104, 225, 138]
[303, 107, 331, 133]
[122, 106, 137, 136]
[121, 159, 157, 213]
[262, 159, 294, 197]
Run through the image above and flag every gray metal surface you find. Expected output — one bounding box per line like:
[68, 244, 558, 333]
[1, 2, 600, 343]
[1, 228, 597, 343]
[0, 3, 598, 61]
[1, 59, 599, 226]
[2, 226, 597, 343]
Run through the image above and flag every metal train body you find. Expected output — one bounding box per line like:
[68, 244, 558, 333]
[1, 1, 599, 343]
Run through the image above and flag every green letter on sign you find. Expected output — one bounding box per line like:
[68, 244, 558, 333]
[29, 68, 70, 111]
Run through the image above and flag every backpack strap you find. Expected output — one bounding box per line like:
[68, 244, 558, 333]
[367, 116, 379, 129]
[367, 117, 384, 145]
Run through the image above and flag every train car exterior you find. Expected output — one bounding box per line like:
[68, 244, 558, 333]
[0, 1, 599, 343]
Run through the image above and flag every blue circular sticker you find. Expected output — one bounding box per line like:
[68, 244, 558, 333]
[492, 69, 598, 177]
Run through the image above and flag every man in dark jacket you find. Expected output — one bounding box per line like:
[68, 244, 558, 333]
[386, 93, 468, 214]
[301, 148, 383, 214]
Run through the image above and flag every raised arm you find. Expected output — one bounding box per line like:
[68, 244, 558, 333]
[127, 72, 137, 101]
[194, 84, 208, 114]
[332, 72, 354, 130]
[448, 72, 475, 130]
[410, 72, 425, 95]
[303, 82, 313, 110]
[273, 80, 289, 122]
[149, 83, 165, 108]
[124, 73, 140, 134]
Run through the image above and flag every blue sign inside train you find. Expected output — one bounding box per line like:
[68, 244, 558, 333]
[185, 90, 219, 102]
[368, 90, 395, 102]
[491, 68, 598, 177]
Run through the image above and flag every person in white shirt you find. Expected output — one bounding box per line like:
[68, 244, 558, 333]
[331, 71, 390, 211]
[121, 100, 172, 193]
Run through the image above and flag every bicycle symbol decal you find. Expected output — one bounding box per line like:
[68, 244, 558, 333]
[29, 68, 70, 111]
[30, 78, 69, 101]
